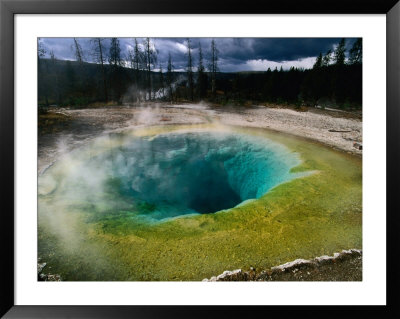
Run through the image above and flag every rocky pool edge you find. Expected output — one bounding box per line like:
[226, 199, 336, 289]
[202, 249, 362, 281]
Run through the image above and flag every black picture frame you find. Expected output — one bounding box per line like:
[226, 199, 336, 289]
[1, 0, 399, 318]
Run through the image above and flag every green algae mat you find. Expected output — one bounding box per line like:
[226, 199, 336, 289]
[38, 124, 362, 281]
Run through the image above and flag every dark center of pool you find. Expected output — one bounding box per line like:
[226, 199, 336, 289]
[84, 131, 301, 221]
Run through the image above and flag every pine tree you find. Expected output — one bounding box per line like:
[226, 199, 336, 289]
[322, 49, 332, 66]
[159, 64, 165, 99]
[209, 39, 218, 97]
[166, 53, 174, 102]
[134, 38, 143, 102]
[313, 53, 323, 69]
[349, 38, 362, 64]
[49, 50, 61, 104]
[186, 38, 194, 101]
[197, 42, 206, 99]
[73, 38, 84, 64]
[127, 38, 143, 102]
[37, 39, 48, 107]
[37, 38, 46, 65]
[334, 38, 346, 65]
[91, 38, 108, 102]
[144, 38, 157, 100]
[127, 49, 134, 69]
[108, 38, 124, 102]
[108, 38, 122, 66]
[134, 38, 142, 71]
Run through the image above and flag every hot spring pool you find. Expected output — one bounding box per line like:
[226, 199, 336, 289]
[39, 129, 305, 222]
[38, 125, 362, 281]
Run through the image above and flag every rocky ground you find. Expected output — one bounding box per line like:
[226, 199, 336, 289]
[214, 104, 362, 155]
[203, 249, 362, 282]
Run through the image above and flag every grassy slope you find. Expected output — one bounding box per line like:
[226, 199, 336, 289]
[38, 125, 362, 281]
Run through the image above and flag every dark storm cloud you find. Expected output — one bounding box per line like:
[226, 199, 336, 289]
[250, 38, 345, 61]
[40, 37, 359, 72]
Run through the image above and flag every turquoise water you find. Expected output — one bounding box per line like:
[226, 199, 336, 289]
[39, 130, 304, 223]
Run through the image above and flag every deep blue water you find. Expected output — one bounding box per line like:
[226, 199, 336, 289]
[83, 131, 302, 221]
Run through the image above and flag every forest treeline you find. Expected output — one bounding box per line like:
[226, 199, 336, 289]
[38, 38, 362, 109]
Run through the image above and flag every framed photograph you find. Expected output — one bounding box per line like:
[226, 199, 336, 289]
[1, 0, 399, 317]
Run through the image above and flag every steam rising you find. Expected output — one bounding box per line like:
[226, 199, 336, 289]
[38, 126, 310, 279]
[39, 128, 305, 224]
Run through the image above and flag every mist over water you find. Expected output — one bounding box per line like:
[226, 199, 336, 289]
[39, 129, 304, 223]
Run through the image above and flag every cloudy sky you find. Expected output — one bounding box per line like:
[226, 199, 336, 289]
[39, 38, 359, 72]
